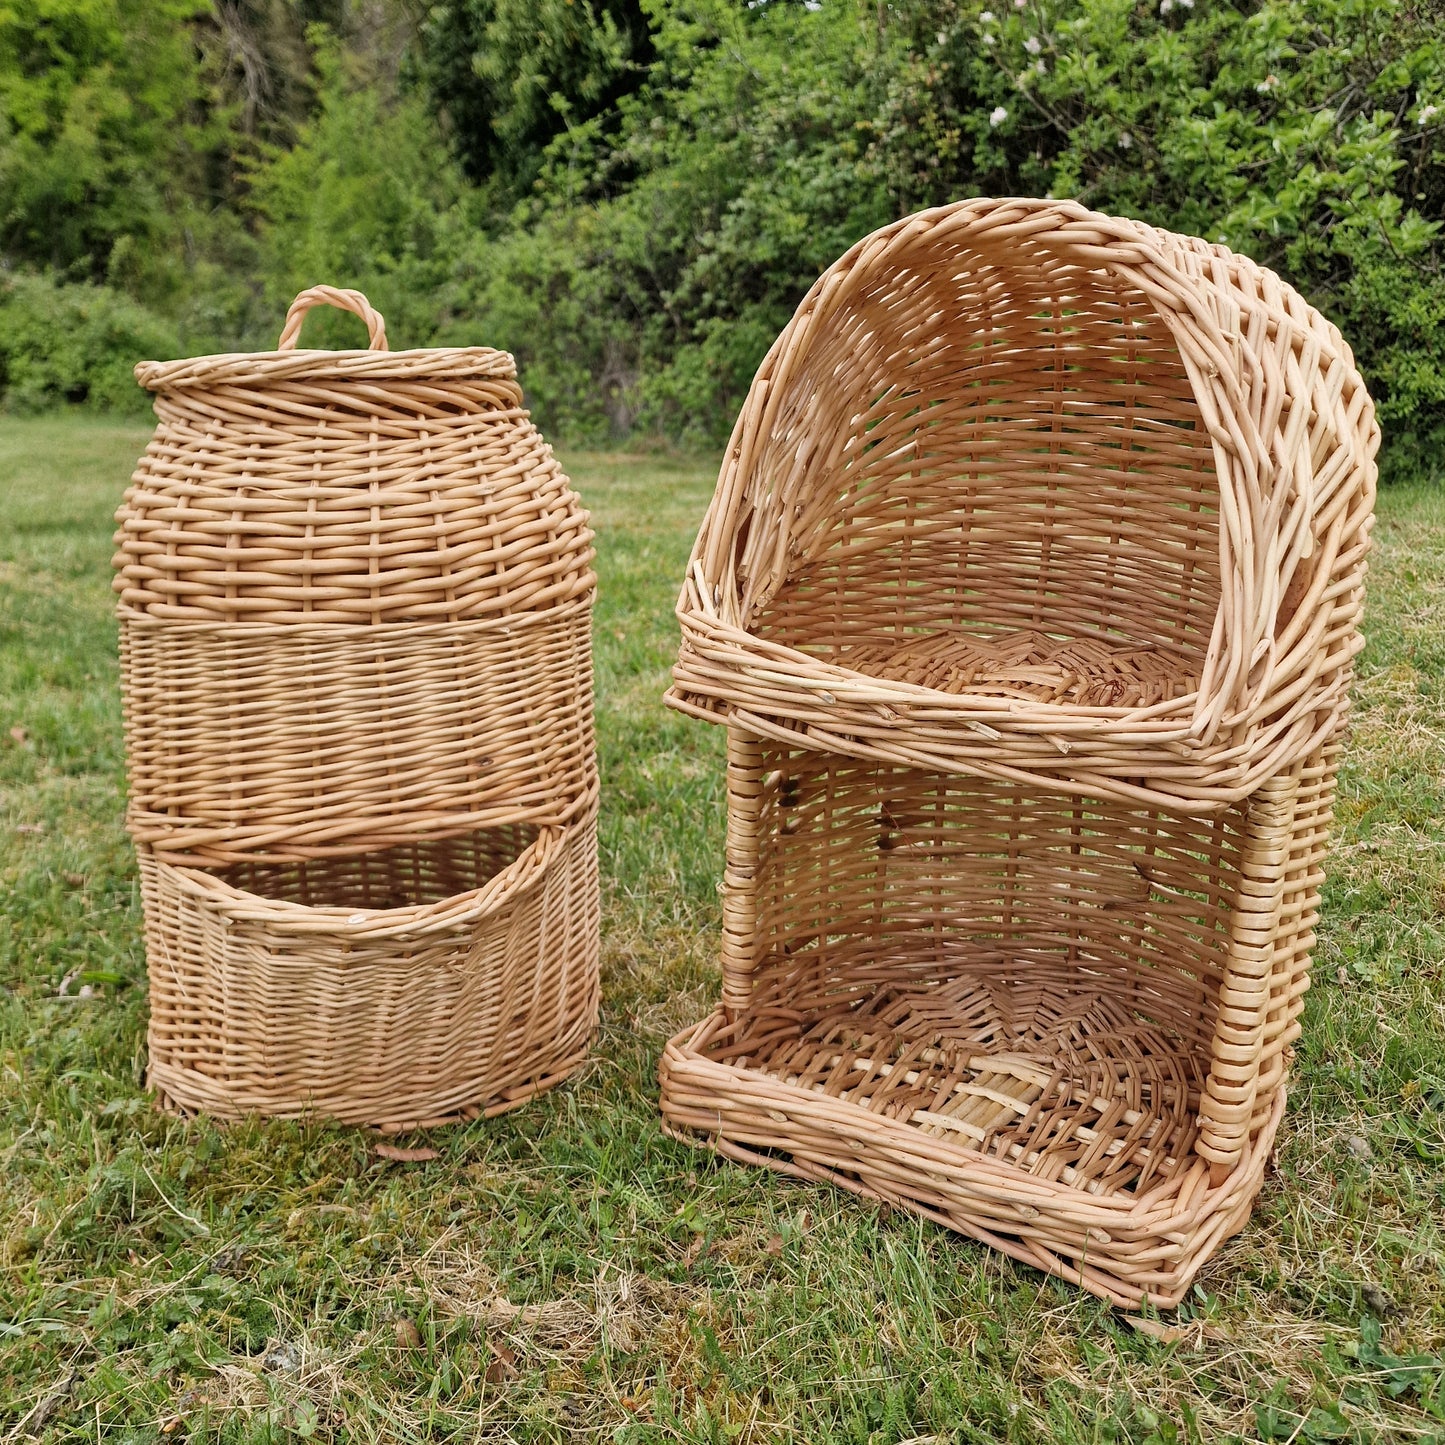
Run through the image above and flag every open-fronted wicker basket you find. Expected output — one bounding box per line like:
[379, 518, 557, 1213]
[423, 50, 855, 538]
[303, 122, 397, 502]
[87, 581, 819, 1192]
[659, 200, 1377, 1308]
[117, 287, 600, 1127]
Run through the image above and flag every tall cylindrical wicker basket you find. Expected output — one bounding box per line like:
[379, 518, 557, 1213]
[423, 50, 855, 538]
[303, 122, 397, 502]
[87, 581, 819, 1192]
[116, 286, 600, 1130]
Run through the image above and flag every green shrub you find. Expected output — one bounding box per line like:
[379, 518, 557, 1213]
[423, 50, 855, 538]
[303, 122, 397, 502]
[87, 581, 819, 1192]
[433, 0, 1445, 463]
[0, 273, 179, 414]
[449, 0, 898, 444]
[439, 214, 636, 441]
[0, 0, 211, 288]
[247, 28, 467, 352]
[420, 0, 654, 203]
[890, 0, 1445, 478]
[2, 0, 1440, 472]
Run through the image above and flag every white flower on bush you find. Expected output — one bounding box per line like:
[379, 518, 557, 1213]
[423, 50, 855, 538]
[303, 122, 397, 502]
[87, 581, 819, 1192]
[980, 10, 996, 21]
[1160, 0, 1173, 13]
[1024, 35, 1042, 53]
[1034, 58, 1047, 73]
[983, 31, 997, 44]
[990, 105, 1009, 127]
[1119, 132, 1133, 149]
[1256, 73, 1279, 94]
[1014, 0, 1028, 8]
[1420, 104, 1441, 126]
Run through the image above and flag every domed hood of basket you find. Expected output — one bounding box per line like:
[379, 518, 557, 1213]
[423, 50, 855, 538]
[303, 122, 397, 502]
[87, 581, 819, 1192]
[678, 198, 1377, 759]
[115, 286, 594, 625]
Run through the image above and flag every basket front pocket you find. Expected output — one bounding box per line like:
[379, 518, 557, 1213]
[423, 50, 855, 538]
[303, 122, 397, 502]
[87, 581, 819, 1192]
[140, 805, 600, 1129]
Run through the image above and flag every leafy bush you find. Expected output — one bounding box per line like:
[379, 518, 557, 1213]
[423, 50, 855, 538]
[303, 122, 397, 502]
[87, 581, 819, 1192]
[1, 0, 1441, 473]
[894, 0, 1445, 478]
[427, 0, 1445, 459]
[247, 29, 466, 351]
[440, 214, 637, 441]
[421, 0, 654, 202]
[0, 0, 210, 287]
[439, 0, 901, 442]
[0, 273, 179, 414]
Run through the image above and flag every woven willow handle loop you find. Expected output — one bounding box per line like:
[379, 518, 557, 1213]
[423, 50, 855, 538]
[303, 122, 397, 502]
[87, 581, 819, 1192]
[277, 286, 389, 351]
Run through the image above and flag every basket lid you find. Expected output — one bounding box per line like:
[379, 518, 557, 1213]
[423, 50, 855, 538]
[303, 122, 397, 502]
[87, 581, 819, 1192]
[134, 285, 519, 392]
[116, 285, 595, 625]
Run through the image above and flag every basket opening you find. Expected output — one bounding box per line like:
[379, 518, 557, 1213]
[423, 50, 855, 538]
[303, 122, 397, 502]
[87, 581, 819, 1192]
[715, 750, 1252, 1194]
[748, 234, 1222, 700]
[708, 972, 1207, 1196]
[214, 824, 539, 911]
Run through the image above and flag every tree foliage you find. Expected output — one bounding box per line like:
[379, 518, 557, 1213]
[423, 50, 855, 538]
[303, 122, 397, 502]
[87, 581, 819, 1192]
[248, 27, 466, 348]
[0, 0, 210, 283]
[422, 0, 654, 201]
[0, 0, 1442, 470]
[0, 270, 179, 411]
[432, 0, 1445, 462]
[904, 0, 1445, 473]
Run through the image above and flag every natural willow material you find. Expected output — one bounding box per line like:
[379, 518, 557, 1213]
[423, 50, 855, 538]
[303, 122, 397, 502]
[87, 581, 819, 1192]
[659, 200, 1377, 1308]
[117, 286, 596, 864]
[142, 808, 599, 1129]
[118, 286, 600, 1126]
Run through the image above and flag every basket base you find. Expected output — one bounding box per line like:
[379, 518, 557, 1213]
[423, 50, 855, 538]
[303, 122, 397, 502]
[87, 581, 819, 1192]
[659, 970, 1280, 1309]
[831, 627, 1198, 710]
[149, 1042, 593, 1133]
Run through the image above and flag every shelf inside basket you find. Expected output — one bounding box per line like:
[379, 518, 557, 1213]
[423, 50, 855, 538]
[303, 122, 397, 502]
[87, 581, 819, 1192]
[838, 629, 1200, 708]
[700, 964, 1208, 1198]
[214, 824, 540, 911]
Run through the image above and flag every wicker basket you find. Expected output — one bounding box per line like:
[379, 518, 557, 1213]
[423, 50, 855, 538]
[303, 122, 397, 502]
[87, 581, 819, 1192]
[659, 200, 1378, 1308]
[118, 286, 600, 1124]
[140, 808, 599, 1129]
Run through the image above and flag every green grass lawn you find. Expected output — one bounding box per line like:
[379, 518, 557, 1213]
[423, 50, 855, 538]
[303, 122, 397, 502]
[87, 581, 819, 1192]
[1, 414, 1443, 1444]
